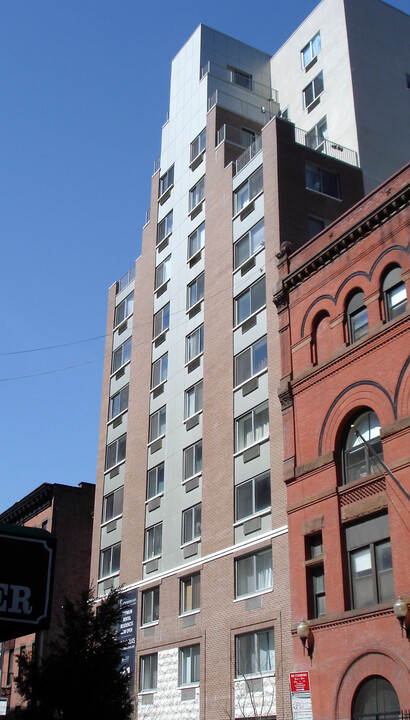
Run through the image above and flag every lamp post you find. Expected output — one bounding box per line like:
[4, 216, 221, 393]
[393, 597, 409, 639]
[297, 619, 313, 661]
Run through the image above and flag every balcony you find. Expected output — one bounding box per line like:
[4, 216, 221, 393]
[117, 265, 135, 293]
[201, 61, 278, 104]
[208, 89, 275, 126]
[295, 126, 359, 167]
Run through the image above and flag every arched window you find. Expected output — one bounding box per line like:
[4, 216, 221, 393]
[347, 291, 368, 343]
[352, 675, 400, 720]
[343, 410, 383, 484]
[382, 266, 407, 320]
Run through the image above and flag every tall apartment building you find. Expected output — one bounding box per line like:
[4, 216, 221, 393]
[90, 1, 409, 718]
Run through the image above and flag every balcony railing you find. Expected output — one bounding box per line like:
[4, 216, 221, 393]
[295, 127, 359, 167]
[153, 155, 161, 174]
[118, 265, 135, 293]
[201, 61, 278, 103]
[216, 124, 261, 149]
[235, 135, 263, 174]
[208, 89, 274, 126]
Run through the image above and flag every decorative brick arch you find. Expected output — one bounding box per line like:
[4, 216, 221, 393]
[395, 356, 410, 419]
[335, 647, 410, 719]
[369, 245, 409, 289]
[318, 382, 395, 457]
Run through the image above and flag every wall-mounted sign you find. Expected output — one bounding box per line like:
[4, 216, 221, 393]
[117, 588, 138, 688]
[0, 523, 56, 642]
[0, 697, 8, 716]
[290, 672, 313, 720]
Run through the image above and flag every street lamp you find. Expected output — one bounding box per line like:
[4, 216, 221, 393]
[297, 619, 313, 660]
[393, 597, 409, 639]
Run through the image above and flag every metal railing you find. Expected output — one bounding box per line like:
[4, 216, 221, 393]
[118, 265, 135, 293]
[201, 61, 278, 103]
[145, 208, 151, 225]
[235, 135, 263, 174]
[294, 127, 359, 167]
[153, 155, 161, 174]
[216, 124, 261, 149]
[208, 89, 273, 126]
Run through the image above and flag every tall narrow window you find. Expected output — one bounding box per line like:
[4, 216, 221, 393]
[141, 587, 159, 625]
[179, 645, 200, 685]
[183, 440, 202, 480]
[109, 385, 129, 420]
[140, 653, 158, 691]
[343, 410, 383, 484]
[185, 381, 203, 419]
[112, 337, 132, 373]
[182, 503, 201, 544]
[347, 291, 368, 343]
[235, 336, 267, 386]
[105, 434, 126, 470]
[153, 303, 170, 339]
[149, 407, 166, 443]
[151, 353, 168, 388]
[188, 223, 205, 260]
[301, 31, 321, 68]
[99, 542, 121, 578]
[234, 220, 265, 269]
[346, 513, 394, 609]
[147, 463, 164, 499]
[145, 523, 162, 560]
[303, 71, 324, 108]
[103, 486, 124, 522]
[155, 255, 171, 290]
[187, 273, 204, 310]
[157, 211, 173, 246]
[180, 573, 200, 614]
[189, 177, 205, 212]
[235, 276, 266, 325]
[236, 401, 269, 452]
[159, 164, 174, 197]
[234, 166, 263, 214]
[190, 129, 206, 162]
[186, 325, 204, 363]
[114, 292, 134, 327]
[383, 266, 407, 320]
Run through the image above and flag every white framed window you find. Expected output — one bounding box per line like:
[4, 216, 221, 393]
[383, 266, 407, 320]
[185, 380, 203, 419]
[303, 71, 324, 108]
[183, 440, 202, 481]
[151, 352, 168, 388]
[236, 401, 269, 452]
[180, 573, 200, 614]
[346, 291, 368, 343]
[234, 220, 265, 269]
[234, 166, 263, 214]
[109, 384, 129, 420]
[149, 406, 166, 443]
[186, 325, 204, 363]
[346, 514, 393, 609]
[99, 542, 121, 579]
[235, 472, 271, 522]
[234, 276, 266, 326]
[182, 503, 201, 544]
[188, 222, 205, 260]
[190, 129, 206, 162]
[301, 31, 321, 68]
[112, 337, 132, 373]
[102, 486, 124, 523]
[147, 463, 164, 499]
[343, 410, 382, 484]
[157, 210, 173, 246]
[306, 164, 340, 198]
[141, 587, 159, 625]
[105, 434, 126, 470]
[189, 176, 205, 212]
[235, 336, 267, 386]
[145, 522, 162, 560]
[154, 255, 171, 290]
[153, 302, 170, 339]
[187, 273, 204, 310]
[179, 645, 200, 685]
[236, 548, 273, 598]
[114, 292, 134, 327]
[228, 66, 252, 90]
[159, 164, 174, 197]
[236, 628, 274, 677]
[306, 116, 327, 151]
[140, 653, 158, 691]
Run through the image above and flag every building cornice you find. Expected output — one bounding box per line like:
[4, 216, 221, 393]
[0, 483, 54, 525]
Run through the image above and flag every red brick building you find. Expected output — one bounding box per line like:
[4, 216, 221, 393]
[0, 482, 95, 716]
[274, 163, 410, 720]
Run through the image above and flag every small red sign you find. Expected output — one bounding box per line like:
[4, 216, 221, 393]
[290, 671, 310, 693]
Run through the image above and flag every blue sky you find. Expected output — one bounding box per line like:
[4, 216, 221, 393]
[0, 0, 408, 513]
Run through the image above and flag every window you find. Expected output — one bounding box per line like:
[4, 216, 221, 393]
[236, 548, 273, 598]
[229, 66, 252, 90]
[346, 291, 368, 343]
[186, 325, 204, 363]
[190, 129, 206, 162]
[383, 266, 407, 320]
[182, 503, 201, 544]
[236, 629, 274, 677]
[183, 440, 202, 480]
[188, 222, 205, 260]
[145, 522, 162, 560]
[152, 353, 168, 388]
[306, 117, 327, 150]
[308, 215, 327, 238]
[141, 587, 159, 625]
[235, 276, 266, 326]
[306, 532, 323, 559]
[157, 210, 173, 245]
[235, 336, 267, 386]
[352, 676, 400, 720]
[154, 255, 171, 290]
[105, 434, 126, 470]
[149, 406, 166, 442]
[303, 71, 324, 108]
[179, 645, 200, 685]
[103, 486, 124, 522]
[343, 410, 383, 484]
[301, 31, 321, 68]
[236, 401, 269, 452]
[153, 302, 170, 339]
[180, 573, 200, 614]
[234, 220, 265, 269]
[234, 166, 263, 214]
[187, 273, 204, 310]
[99, 542, 121, 578]
[112, 337, 132, 373]
[159, 164, 174, 197]
[235, 472, 271, 521]
[114, 292, 134, 327]
[308, 566, 326, 618]
[147, 463, 164, 499]
[189, 176, 205, 211]
[6, 649, 14, 685]
[109, 384, 129, 420]
[185, 380, 203, 419]
[140, 653, 158, 691]
[306, 163, 340, 198]
[17, 646, 26, 680]
[346, 513, 394, 609]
